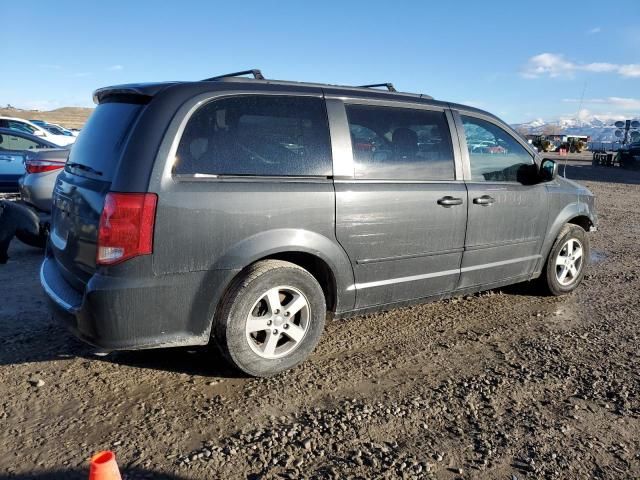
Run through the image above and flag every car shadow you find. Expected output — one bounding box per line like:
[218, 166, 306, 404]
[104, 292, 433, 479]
[103, 345, 245, 379]
[497, 281, 546, 297]
[0, 468, 192, 480]
[561, 163, 640, 185]
[0, 305, 243, 379]
[0, 322, 244, 379]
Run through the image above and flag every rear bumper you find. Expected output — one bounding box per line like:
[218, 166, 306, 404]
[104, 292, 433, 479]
[40, 256, 239, 350]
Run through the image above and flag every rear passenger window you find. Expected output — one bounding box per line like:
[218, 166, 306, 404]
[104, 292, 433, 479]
[345, 104, 455, 180]
[174, 96, 332, 176]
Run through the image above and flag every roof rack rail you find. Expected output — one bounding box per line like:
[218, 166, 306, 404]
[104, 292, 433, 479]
[358, 83, 397, 92]
[202, 69, 265, 81]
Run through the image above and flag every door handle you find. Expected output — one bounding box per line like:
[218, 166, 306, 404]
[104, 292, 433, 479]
[473, 195, 495, 206]
[437, 196, 463, 207]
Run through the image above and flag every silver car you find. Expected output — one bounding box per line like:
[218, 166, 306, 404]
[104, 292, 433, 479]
[17, 148, 69, 247]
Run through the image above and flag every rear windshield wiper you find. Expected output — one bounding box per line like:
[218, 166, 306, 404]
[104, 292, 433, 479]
[66, 162, 103, 176]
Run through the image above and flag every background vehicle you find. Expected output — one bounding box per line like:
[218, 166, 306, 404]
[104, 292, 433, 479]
[19, 148, 69, 212]
[40, 70, 596, 377]
[31, 120, 78, 138]
[0, 127, 58, 192]
[50, 123, 78, 137]
[616, 142, 640, 169]
[0, 117, 75, 147]
[17, 147, 69, 247]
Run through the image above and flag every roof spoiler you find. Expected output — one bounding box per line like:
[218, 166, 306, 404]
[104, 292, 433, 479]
[92, 84, 175, 104]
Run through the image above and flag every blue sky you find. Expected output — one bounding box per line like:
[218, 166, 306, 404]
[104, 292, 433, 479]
[3, 0, 639, 123]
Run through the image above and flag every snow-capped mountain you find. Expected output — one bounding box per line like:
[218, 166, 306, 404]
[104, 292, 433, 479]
[512, 111, 639, 142]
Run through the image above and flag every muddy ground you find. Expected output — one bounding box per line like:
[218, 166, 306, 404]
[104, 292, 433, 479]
[1, 161, 639, 479]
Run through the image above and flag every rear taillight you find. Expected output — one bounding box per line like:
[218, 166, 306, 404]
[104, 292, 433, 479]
[96, 192, 158, 265]
[25, 159, 65, 174]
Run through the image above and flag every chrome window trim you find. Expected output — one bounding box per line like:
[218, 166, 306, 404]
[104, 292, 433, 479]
[172, 173, 332, 183]
[327, 95, 445, 112]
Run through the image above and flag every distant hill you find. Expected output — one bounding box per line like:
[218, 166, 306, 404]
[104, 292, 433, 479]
[0, 106, 93, 129]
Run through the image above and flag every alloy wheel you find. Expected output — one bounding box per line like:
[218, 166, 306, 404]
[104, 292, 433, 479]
[245, 286, 310, 359]
[555, 238, 584, 286]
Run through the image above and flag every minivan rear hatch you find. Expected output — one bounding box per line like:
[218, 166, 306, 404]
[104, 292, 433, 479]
[50, 100, 145, 289]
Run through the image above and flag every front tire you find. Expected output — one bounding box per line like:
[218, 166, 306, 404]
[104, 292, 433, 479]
[541, 224, 589, 296]
[214, 260, 326, 377]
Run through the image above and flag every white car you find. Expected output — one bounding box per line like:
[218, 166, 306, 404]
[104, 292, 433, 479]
[0, 117, 76, 147]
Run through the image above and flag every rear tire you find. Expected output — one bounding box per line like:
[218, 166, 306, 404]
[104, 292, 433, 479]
[540, 224, 589, 296]
[214, 260, 326, 377]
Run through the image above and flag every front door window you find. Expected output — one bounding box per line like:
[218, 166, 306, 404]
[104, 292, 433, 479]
[461, 116, 534, 182]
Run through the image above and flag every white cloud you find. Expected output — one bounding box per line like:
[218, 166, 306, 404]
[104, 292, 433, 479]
[72, 72, 92, 77]
[562, 97, 640, 110]
[108, 65, 124, 71]
[618, 64, 640, 77]
[522, 53, 640, 78]
[587, 27, 602, 34]
[582, 62, 617, 73]
[521, 53, 574, 78]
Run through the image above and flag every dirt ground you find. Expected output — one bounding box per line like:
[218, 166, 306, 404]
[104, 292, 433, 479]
[1, 161, 639, 479]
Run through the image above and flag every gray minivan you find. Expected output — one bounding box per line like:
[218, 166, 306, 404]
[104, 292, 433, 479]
[41, 70, 596, 376]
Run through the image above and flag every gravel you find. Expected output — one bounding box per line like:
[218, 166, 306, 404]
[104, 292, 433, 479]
[0, 161, 639, 479]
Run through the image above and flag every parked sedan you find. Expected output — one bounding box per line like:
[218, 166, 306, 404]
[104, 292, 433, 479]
[16, 147, 69, 247]
[0, 116, 75, 147]
[0, 128, 59, 192]
[19, 148, 69, 212]
[31, 120, 78, 138]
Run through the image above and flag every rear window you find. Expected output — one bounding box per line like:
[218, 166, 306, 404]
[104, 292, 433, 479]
[66, 102, 143, 180]
[173, 95, 332, 177]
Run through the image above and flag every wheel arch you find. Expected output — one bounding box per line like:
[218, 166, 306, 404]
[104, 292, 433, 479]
[567, 214, 593, 232]
[535, 203, 594, 277]
[211, 228, 355, 315]
[260, 251, 337, 314]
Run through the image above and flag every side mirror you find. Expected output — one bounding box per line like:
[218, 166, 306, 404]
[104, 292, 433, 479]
[540, 158, 558, 181]
[33, 130, 46, 137]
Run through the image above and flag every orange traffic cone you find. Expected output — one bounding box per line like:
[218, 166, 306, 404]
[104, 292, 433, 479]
[89, 451, 122, 480]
